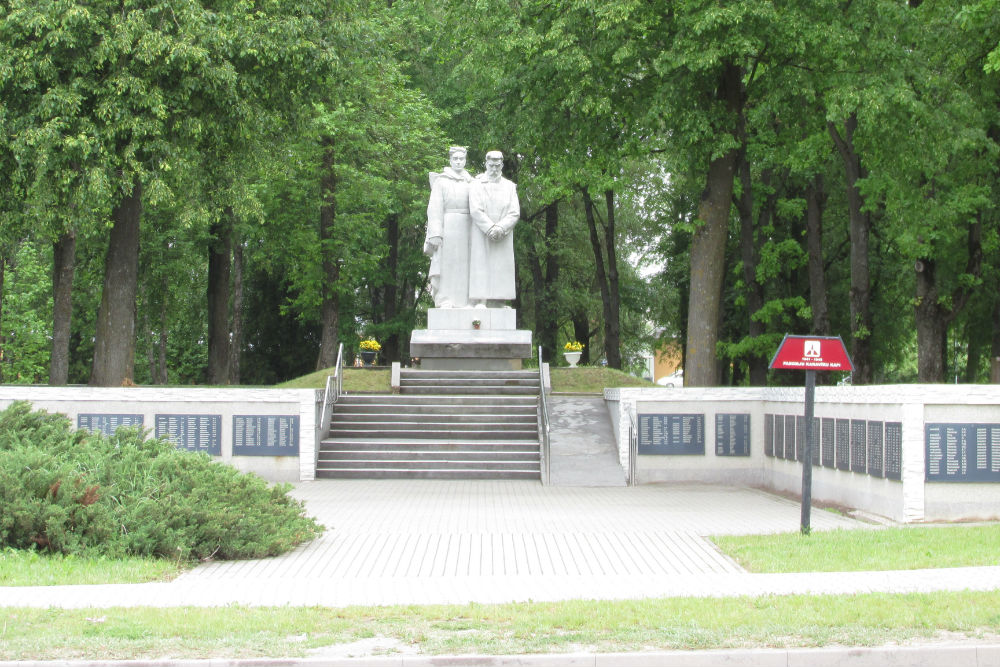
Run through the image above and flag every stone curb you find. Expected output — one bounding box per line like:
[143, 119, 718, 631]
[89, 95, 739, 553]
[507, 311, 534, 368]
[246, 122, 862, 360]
[3, 645, 1000, 667]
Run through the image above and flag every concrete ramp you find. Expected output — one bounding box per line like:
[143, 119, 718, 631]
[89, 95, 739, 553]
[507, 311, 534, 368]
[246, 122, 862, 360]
[547, 395, 626, 486]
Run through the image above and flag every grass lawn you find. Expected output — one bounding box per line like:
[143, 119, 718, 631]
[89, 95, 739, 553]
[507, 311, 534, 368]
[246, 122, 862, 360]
[0, 549, 187, 586]
[713, 524, 1000, 573]
[3, 592, 1000, 660]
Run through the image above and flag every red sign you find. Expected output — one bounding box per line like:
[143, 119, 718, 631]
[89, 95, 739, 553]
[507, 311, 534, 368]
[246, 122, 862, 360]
[769, 335, 854, 371]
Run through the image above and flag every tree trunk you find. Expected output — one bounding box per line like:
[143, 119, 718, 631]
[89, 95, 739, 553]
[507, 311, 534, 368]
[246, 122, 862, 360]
[207, 215, 232, 384]
[229, 230, 243, 384]
[603, 190, 622, 369]
[581, 188, 622, 369]
[991, 296, 1000, 383]
[0, 253, 5, 384]
[736, 133, 767, 386]
[383, 213, 400, 363]
[828, 115, 873, 384]
[572, 312, 591, 366]
[91, 181, 142, 386]
[805, 174, 831, 336]
[528, 202, 560, 361]
[685, 62, 743, 387]
[50, 230, 76, 385]
[914, 220, 983, 383]
[914, 257, 946, 382]
[316, 139, 340, 370]
[157, 274, 169, 384]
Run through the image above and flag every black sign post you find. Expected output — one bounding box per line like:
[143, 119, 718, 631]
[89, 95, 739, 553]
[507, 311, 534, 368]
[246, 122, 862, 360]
[770, 335, 853, 535]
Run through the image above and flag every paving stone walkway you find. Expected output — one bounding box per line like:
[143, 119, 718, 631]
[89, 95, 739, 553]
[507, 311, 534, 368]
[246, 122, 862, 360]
[6, 480, 1000, 610]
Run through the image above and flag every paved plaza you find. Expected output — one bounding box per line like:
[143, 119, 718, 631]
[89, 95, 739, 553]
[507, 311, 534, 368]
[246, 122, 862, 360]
[3, 480, 1000, 609]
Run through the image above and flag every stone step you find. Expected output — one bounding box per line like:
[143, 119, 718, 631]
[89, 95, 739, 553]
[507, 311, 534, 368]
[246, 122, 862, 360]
[334, 403, 536, 416]
[317, 451, 540, 470]
[400, 377, 539, 388]
[315, 468, 540, 480]
[327, 426, 538, 439]
[400, 385, 539, 396]
[399, 370, 537, 381]
[320, 438, 539, 451]
[337, 394, 537, 406]
[331, 412, 537, 425]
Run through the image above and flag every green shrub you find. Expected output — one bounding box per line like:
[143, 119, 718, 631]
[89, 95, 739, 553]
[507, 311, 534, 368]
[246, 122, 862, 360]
[0, 402, 323, 560]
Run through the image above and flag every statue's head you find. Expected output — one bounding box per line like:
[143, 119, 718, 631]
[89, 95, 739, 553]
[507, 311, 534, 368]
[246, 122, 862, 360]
[448, 146, 467, 170]
[484, 150, 503, 178]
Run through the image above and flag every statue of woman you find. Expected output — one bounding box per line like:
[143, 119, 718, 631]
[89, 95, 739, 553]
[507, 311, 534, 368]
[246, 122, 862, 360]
[424, 146, 474, 308]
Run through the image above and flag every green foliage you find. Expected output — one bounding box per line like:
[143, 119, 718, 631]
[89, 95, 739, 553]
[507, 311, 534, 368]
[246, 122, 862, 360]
[0, 240, 51, 383]
[0, 402, 322, 560]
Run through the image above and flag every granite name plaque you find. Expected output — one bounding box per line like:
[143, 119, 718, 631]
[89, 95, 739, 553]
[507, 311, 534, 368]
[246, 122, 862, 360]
[926, 422, 1000, 482]
[233, 415, 300, 456]
[867, 420, 884, 478]
[715, 413, 750, 457]
[796, 416, 806, 462]
[775, 415, 786, 459]
[764, 414, 775, 458]
[885, 422, 902, 480]
[835, 419, 851, 471]
[77, 413, 144, 436]
[821, 418, 835, 468]
[156, 414, 221, 455]
[850, 419, 867, 473]
[785, 415, 797, 461]
[638, 413, 705, 455]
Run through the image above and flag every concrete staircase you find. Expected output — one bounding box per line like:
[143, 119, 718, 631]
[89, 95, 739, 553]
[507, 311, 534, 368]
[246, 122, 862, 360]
[316, 369, 541, 479]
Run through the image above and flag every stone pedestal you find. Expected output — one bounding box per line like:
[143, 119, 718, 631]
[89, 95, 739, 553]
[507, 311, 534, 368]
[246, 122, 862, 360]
[410, 307, 533, 370]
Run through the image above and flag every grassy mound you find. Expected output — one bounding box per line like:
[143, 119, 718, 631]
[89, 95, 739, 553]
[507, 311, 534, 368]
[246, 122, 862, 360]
[0, 402, 322, 561]
[279, 365, 653, 394]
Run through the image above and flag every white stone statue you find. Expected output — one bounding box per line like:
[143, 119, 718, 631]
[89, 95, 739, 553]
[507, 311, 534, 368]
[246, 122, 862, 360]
[424, 146, 474, 308]
[469, 150, 520, 307]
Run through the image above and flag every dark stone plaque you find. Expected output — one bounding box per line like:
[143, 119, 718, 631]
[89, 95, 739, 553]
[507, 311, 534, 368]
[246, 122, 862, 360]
[810, 417, 821, 465]
[156, 414, 221, 455]
[233, 415, 300, 456]
[637, 414, 705, 455]
[885, 422, 902, 480]
[925, 423, 1000, 482]
[796, 416, 806, 462]
[77, 413, 144, 436]
[774, 415, 785, 459]
[821, 418, 835, 468]
[784, 415, 796, 461]
[715, 413, 750, 457]
[835, 419, 851, 471]
[867, 420, 884, 478]
[993, 425, 1000, 474]
[764, 414, 774, 458]
[850, 419, 867, 473]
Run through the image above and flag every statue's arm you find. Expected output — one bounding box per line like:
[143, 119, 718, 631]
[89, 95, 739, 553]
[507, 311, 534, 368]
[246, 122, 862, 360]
[425, 176, 444, 245]
[497, 183, 520, 234]
[469, 182, 495, 234]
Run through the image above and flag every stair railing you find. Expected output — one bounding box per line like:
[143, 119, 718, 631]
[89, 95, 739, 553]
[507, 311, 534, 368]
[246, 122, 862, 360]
[537, 345, 551, 485]
[317, 343, 344, 473]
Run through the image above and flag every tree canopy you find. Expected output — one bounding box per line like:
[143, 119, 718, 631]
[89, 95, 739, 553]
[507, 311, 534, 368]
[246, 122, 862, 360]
[1, 0, 998, 386]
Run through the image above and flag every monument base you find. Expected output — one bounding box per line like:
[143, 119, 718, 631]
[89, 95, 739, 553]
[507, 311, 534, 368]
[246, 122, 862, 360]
[410, 308, 533, 371]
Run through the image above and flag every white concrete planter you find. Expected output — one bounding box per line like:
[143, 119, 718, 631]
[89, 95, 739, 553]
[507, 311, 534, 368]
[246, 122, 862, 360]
[564, 351, 582, 368]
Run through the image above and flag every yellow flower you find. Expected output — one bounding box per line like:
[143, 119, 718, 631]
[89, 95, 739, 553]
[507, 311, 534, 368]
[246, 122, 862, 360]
[564, 341, 584, 352]
[360, 338, 381, 351]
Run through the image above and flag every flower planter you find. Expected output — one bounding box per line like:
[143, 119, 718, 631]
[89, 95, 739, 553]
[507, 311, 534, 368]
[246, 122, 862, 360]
[360, 350, 376, 366]
[563, 351, 582, 368]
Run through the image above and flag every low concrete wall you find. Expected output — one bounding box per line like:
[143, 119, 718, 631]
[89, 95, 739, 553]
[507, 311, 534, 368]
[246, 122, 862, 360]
[0, 386, 319, 483]
[607, 384, 1000, 523]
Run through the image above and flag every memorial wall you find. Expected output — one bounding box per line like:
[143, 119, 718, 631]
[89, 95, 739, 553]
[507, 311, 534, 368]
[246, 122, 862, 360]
[0, 386, 317, 483]
[607, 384, 1000, 522]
